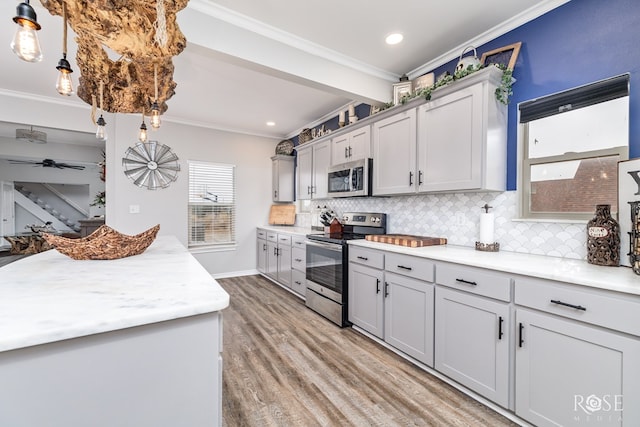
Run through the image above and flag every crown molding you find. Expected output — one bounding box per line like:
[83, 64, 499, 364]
[188, 0, 398, 83]
[407, 0, 571, 79]
[285, 102, 364, 140]
[0, 88, 91, 111]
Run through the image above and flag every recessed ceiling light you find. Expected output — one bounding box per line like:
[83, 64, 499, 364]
[266, 121, 276, 127]
[385, 33, 403, 45]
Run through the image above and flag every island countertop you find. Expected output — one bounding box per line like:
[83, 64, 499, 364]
[0, 235, 229, 353]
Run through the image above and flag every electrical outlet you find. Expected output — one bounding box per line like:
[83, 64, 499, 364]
[129, 205, 140, 214]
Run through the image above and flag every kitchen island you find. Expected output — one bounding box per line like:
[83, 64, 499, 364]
[0, 235, 229, 427]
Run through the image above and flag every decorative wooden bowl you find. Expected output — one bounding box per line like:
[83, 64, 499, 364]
[42, 224, 160, 260]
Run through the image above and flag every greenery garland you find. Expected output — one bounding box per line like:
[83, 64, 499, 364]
[381, 63, 514, 112]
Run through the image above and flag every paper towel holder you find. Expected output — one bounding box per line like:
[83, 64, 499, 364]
[476, 204, 500, 252]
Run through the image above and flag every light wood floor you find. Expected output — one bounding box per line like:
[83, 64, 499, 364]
[218, 275, 519, 427]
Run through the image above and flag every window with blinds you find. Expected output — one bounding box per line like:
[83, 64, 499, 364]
[188, 161, 236, 248]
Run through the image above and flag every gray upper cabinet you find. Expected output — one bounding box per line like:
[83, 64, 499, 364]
[271, 155, 295, 202]
[417, 67, 507, 192]
[296, 140, 331, 200]
[331, 125, 371, 165]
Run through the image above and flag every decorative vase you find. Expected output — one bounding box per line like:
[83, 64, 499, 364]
[587, 204, 620, 266]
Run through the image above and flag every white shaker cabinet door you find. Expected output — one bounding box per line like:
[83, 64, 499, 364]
[372, 108, 417, 196]
[348, 263, 384, 339]
[515, 308, 640, 427]
[435, 286, 511, 407]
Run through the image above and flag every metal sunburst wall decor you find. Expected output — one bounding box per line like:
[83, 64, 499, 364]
[122, 141, 180, 190]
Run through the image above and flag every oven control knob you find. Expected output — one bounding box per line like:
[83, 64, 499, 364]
[372, 216, 379, 223]
[343, 215, 349, 223]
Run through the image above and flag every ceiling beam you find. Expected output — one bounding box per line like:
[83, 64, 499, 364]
[181, 1, 397, 104]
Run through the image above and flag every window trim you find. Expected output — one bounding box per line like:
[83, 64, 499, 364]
[518, 75, 629, 222]
[187, 160, 236, 250]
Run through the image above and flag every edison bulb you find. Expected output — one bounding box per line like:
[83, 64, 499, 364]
[96, 115, 107, 140]
[11, 21, 42, 62]
[56, 69, 74, 96]
[150, 110, 161, 129]
[138, 122, 148, 142]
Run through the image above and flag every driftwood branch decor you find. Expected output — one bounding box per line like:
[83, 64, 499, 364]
[40, 0, 188, 115]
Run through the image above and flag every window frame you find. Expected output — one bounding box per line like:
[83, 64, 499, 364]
[187, 160, 237, 251]
[518, 75, 629, 222]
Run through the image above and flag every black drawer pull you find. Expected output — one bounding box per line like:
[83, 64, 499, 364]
[384, 282, 390, 297]
[294, 258, 302, 262]
[295, 281, 302, 285]
[376, 278, 380, 294]
[498, 316, 504, 340]
[397, 265, 412, 271]
[357, 256, 369, 261]
[518, 323, 524, 347]
[550, 299, 586, 311]
[455, 278, 477, 286]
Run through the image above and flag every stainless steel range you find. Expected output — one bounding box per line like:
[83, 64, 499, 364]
[305, 212, 387, 326]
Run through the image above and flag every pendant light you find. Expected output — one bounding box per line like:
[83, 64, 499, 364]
[10, 1, 43, 63]
[96, 81, 107, 140]
[150, 64, 161, 129]
[55, 3, 73, 96]
[138, 112, 148, 142]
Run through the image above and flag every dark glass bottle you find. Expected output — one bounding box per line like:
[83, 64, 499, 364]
[587, 204, 620, 266]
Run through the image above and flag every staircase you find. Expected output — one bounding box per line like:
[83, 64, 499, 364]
[14, 185, 82, 232]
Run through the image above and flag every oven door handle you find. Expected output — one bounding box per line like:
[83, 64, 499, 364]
[305, 240, 343, 253]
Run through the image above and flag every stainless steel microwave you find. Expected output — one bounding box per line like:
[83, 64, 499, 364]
[327, 158, 372, 198]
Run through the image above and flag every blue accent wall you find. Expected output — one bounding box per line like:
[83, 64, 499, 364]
[434, 0, 640, 190]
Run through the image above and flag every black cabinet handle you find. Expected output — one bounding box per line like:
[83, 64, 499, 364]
[550, 299, 586, 311]
[345, 147, 349, 158]
[418, 170, 424, 185]
[294, 258, 302, 262]
[384, 282, 390, 297]
[455, 278, 478, 286]
[273, 247, 277, 256]
[263, 243, 266, 251]
[348, 146, 352, 157]
[376, 278, 380, 294]
[409, 171, 414, 186]
[397, 265, 412, 271]
[498, 316, 504, 340]
[357, 256, 369, 261]
[295, 281, 302, 285]
[518, 323, 524, 347]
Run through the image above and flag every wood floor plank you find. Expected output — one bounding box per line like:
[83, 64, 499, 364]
[218, 275, 519, 427]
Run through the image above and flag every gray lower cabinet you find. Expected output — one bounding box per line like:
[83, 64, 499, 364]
[290, 236, 306, 296]
[349, 262, 384, 338]
[256, 229, 267, 274]
[265, 231, 292, 288]
[384, 272, 434, 366]
[349, 247, 434, 367]
[514, 277, 640, 426]
[435, 286, 510, 407]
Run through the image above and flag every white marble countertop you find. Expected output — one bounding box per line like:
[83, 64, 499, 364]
[349, 240, 640, 296]
[258, 225, 315, 237]
[0, 236, 229, 353]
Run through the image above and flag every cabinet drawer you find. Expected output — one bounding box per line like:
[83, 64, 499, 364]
[291, 247, 306, 271]
[436, 262, 511, 302]
[291, 269, 306, 296]
[349, 246, 384, 269]
[266, 232, 278, 242]
[276, 234, 292, 246]
[257, 229, 267, 239]
[385, 253, 434, 282]
[292, 236, 306, 248]
[515, 276, 640, 337]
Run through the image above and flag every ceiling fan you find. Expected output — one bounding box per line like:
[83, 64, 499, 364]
[7, 158, 85, 170]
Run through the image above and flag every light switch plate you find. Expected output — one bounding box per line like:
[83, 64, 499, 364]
[129, 204, 140, 214]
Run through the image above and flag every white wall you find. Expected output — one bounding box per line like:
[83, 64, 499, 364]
[1, 91, 278, 275]
[107, 114, 277, 275]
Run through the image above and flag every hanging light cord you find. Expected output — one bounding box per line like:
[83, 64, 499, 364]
[62, 3, 68, 58]
[154, 64, 159, 101]
[99, 80, 104, 112]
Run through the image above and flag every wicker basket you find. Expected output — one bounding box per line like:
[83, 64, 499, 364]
[298, 128, 313, 144]
[42, 224, 160, 260]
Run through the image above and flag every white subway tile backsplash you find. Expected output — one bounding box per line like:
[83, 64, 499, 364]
[313, 191, 587, 260]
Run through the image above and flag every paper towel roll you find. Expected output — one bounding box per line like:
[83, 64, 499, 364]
[479, 212, 495, 244]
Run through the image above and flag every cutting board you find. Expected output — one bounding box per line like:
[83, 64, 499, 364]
[268, 204, 296, 225]
[365, 234, 447, 248]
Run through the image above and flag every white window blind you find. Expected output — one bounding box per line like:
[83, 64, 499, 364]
[188, 161, 236, 248]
